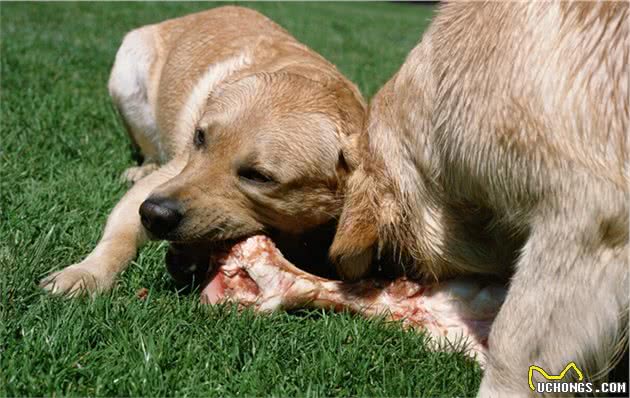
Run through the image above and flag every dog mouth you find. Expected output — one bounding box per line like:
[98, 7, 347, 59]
[166, 223, 340, 291]
[172, 235, 508, 363]
[165, 238, 237, 289]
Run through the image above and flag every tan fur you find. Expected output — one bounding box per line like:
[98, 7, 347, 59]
[331, 2, 628, 396]
[41, 6, 365, 295]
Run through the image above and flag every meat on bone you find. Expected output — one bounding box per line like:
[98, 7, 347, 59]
[200, 235, 506, 365]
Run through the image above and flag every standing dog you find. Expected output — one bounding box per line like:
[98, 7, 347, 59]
[330, 2, 628, 396]
[41, 6, 365, 295]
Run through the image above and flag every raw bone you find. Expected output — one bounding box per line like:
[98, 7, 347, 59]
[200, 235, 506, 364]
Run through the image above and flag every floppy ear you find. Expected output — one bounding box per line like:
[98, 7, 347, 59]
[329, 165, 379, 281]
[323, 79, 376, 280]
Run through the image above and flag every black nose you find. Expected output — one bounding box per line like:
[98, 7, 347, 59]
[139, 196, 182, 238]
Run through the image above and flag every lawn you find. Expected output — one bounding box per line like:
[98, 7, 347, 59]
[1, 2, 484, 396]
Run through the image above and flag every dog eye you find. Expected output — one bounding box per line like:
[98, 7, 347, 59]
[193, 128, 206, 148]
[238, 167, 276, 185]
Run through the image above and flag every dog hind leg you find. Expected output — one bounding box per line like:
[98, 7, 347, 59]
[108, 25, 163, 183]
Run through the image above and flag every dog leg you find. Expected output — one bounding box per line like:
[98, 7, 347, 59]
[40, 159, 185, 296]
[109, 26, 162, 184]
[478, 189, 628, 396]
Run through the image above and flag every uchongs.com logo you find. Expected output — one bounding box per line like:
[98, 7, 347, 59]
[528, 362, 627, 395]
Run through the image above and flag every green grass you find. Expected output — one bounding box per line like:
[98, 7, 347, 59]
[1, 2, 483, 396]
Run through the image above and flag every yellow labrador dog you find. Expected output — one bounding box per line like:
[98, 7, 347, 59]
[330, 2, 628, 396]
[41, 6, 365, 295]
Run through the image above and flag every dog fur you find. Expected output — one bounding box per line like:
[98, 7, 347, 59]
[330, 2, 628, 396]
[41, 6, 365, 295]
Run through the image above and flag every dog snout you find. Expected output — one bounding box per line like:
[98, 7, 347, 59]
[139, 196, 183, 238]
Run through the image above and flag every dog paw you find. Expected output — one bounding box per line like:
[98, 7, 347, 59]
[121, 163, 159, 184]
[40, 265, 108, 297]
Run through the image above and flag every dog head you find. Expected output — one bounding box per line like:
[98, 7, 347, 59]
[140, 72, 364, 264]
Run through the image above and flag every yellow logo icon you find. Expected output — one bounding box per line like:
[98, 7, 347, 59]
[528, 362, 584, 391]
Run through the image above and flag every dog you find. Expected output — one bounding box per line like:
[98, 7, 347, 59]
[329, 2, 628, 396]
[41, 6, 365, 295]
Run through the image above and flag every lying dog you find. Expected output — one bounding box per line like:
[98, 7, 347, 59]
[329, 2, 628, 396]
[41, 6, 365, 295]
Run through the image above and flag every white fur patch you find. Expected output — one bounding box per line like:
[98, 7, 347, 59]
[108, 27, 161, 159]
[174, 53, 251, 139]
